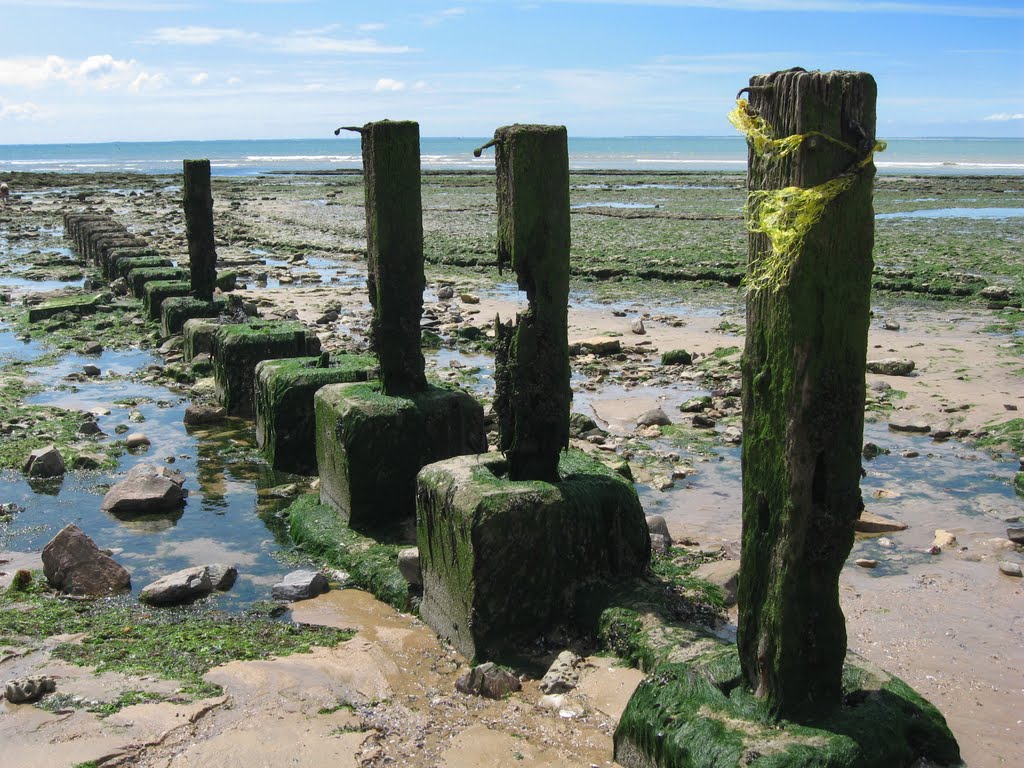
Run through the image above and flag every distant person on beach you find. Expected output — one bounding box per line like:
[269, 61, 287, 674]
[0, 182, 9, 204]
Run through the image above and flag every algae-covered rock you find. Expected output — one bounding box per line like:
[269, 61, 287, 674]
[255, 354, 376, 474]
[614, 646, 960, 768]
[127, 266, 189, 299]
[212, 320, 313, 417]
[183, 317, 221, 361]
[315, 381, 485, 528]
[417, 449, 650, 661]
[27, 293, 105, 324]
[114, 255, 171, 280]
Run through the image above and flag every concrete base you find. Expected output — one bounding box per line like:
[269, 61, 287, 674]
[143, 280, 192, 321]
[212, 320, 319, 417]
[314, 382, 485, 530]
[255, 355, 377, 474]
[183, 318, 220, 362]
[160, 297, 226, 337]
[614, 646, 960, 768]
[416, 450, 651, 661]
[128, 266, 189, 298]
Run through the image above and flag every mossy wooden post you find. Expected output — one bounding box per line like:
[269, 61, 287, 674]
[738, 69, 877, 721]
[183, 159, 217, 302]
[360, 120, 427, 395]
[492, 124, 571, 482]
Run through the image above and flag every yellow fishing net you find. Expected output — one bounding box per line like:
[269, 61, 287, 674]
[729, 98, 885, 293]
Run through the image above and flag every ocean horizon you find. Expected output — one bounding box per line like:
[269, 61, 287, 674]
[1, 135, 1022, 177]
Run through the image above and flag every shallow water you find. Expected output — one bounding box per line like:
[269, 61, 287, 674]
[877, 207, 1024, 220]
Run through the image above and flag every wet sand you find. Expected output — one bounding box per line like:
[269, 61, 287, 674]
[1, 171, 1022, 766]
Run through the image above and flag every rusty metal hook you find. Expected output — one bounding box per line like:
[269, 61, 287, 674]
[334, 126, 365, 136]
[472, 139, 497, 158]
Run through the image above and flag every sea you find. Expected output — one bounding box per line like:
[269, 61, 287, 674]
[0, 136, 1021, 176]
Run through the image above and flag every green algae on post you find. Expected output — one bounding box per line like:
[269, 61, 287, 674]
[739, 69, 877, 722]
[491, 124, 572, 482]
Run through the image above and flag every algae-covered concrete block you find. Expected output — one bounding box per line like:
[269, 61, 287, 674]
[255, 354, 377, 474]
[128, 266, 189, 298]
[161, 296, 227, 337]
[315, 382, 485, 529]
[115, 255, 172, 280]
[143, 279, 192, 320]
[27, 293, 105, 324]
[212, 320, 311, 417]
[183, 318, 221, 361]
[614, 646, 960, 768]
[417, 450, 650, 661]
[104, 246, 161, 278]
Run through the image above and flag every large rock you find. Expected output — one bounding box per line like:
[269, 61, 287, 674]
[691, 560, 740, 607]
[855, 510, 908, 533]
[23, 445, 65, 478]
[455, 662, 522, 699]
[101, 463, 186, 514]
[140, 563, 237, 606]
[4, 676, 56, 704]
[41, 523, 131, 596]
[271, 570, 328, 601]
[539, 650, 581, 694]
[866, 358, 915, 376]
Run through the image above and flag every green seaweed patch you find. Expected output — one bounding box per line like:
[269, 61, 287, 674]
[285, 493, 409, 610]
[614, 646, 960, 768]
[0, 576, 353, 699]
[975, 418, 1024, 457]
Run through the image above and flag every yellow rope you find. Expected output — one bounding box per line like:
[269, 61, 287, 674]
[729, 98, 885, 292]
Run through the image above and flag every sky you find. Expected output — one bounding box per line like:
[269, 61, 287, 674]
[0, 0, 1021, 143]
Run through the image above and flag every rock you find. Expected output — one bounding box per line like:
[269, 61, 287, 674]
[722, 426, 743, 445]
[691, 560, 740, 607]
[649, 533, 671, 555]
[692, 413, 716, 429]
[258, 483, 299, 499]
[539, 650, 581, 694]
[41, 523, 131, 595]
[645, 514, 671, 541]
[866, 358, 915, 376]
[128, 410, 145, 423]
[126, 432, 151, 449]
[631, 318, 646, 335]
[82, 363, 101, 377]
[437, 285, 454, 300]
[272, 570, 328, 601]
[980, 285, 1011, 301]
[998, 561, 1022, 577]
[77, 419, 103, 436]
[81, 340, 104, 354]
[636, 408, 671, 428]
[4, 675, 56, 704]
[931, 529, 958, 551]
[23, 444, 65, 478]
[459, 293, 480, 304]
[140, 563, 237, 606]
[568, 337, 621, 356]
[71, 452, 106, 470]
[889, 420, 931, 434]
[882, 319, 900, 331]
[183, 404, 228, 426]
[855, 511, 907, 533]
[1007, 527, 1024, 545]
[398, 547, 422, 586]
[855, 558, 878, 568]
[678, 396, 711, 413]
[101, 463, 187, 514]
[455, 662, 521, 699]
[661, 349, 692, 366]
[901, 450, 919, 459]
[568, 412, 599, 437]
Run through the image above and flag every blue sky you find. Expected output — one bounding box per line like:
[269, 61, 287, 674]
[0, 0, 1021, 143]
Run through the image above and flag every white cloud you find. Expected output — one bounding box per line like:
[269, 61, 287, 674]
[546, 0, 1024, 18]
[130, 72, 167, 92]
[0, 97, 45, 120]
[147, 26, 258, 45]
[192, 72, 209, 85]
[983, 112, 1024, 121]
[0, 54, 162, 91]
[375, 78, 406, 91]
[270, 35, 414, 54]
[422, 7, 467, 25]
[359, 22, 387, 32]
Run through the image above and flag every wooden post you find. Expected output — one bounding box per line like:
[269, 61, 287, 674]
[737, 70, 877, 721]
[359, 120, 427, 396]
[182, 159, 217, 302]
[491, 124, 571, 482]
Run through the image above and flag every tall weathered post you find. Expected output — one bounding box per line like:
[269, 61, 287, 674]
[360, 120, 428, 395]
[416, 125, 649, 660]
[737, 69, 876, 720]
[314, 120, 484, 528]
[183, 159, 218, 302]
[492, 125, 572, 482]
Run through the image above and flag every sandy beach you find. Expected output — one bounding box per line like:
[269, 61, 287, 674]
[0, 169, 1021, 767]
